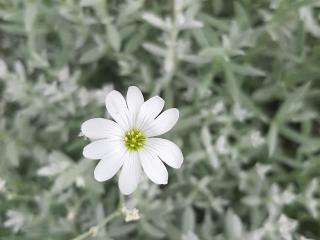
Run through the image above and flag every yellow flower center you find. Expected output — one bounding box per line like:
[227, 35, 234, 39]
[123, 128, 145, 151]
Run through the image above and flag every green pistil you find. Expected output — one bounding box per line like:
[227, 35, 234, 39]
[123, 129, 145, 151]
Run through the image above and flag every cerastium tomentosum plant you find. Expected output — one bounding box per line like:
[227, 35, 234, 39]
[142, 0, 204, 84]
[81, 86, 183, 195]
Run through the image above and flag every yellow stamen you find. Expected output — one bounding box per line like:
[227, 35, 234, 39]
[123, 128, 145, 151]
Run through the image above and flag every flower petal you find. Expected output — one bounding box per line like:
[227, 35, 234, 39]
[139, 148, 168, 184]
[118, 152, 141, 195]
[126, 86, 144, 127]
[126, 86, 144, 114]
[105, 90, 130, 130]
[94, 153, 125, 182]
[146, 138, 183, 169]
[144, 108, 179, 137]
[83, 139, 124, 160]
[81, 118, 123, 140]
[137, 96, 164, 129]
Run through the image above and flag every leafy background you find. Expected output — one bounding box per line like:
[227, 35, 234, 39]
[1, 0, 320, 239]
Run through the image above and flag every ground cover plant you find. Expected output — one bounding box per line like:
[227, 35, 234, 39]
[0, 0, 320, 239]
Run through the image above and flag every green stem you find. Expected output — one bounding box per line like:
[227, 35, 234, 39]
[71, 210, 121, 240]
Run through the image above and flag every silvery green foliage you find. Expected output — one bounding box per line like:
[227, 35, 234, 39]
[0, 0, 320, 239]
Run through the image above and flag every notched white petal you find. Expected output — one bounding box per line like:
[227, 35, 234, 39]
[146, 138, 183, 169]
[81, 118, 123, 140]
[119, 152, 141, 195]
[94, 155, 125, 182]
[105, 90, 130, 129]
[83, 139, 123, 160]
[137, 96, 165, 129]
[126, 86, 144, 127]
[144, 108, 179, 137]
[126, 86, 144, 113]
[139, 148, 168, 185]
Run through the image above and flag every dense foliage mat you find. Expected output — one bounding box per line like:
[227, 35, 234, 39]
[0, 0, 320, 239]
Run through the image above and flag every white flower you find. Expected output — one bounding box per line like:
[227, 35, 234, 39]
[81, 86, 183, 195]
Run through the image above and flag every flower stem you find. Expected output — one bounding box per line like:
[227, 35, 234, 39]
[71, 210, 121, 240]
